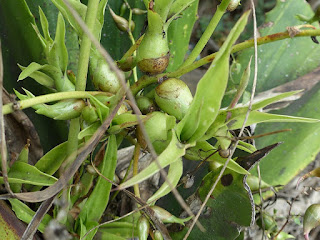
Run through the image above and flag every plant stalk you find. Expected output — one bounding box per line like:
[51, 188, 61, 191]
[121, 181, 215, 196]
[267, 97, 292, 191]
[130, 29, 320, 95]
[181, 0, 231, 67]
[3, 91, 106, 115]
[66, 0, 100, 157]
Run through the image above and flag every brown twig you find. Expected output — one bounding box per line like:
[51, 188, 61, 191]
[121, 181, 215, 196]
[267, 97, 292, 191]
[0, 42, 14, 196]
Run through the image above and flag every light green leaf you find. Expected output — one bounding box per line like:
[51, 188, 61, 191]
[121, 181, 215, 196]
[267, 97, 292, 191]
[53, 12, 68, 72]
[9, 199, 52, 233]
[35, 142, 67, 175]
[18, 64, 55, 88]
[147, 158, 183, 204]
[185, 140, 249, 175]
[39, 7, 52, 43]
[4, 162, 57, 186]
[80, 135, 118, 223]
[177, 11, 250, 142]
[78, 122, 101, 140]
[227, 111, 319, 130]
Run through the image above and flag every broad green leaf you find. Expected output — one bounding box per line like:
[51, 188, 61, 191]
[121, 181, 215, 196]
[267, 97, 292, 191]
[233, 0, 320, 93]
[185, 140, 249, 175]
[79, 135, 118, 223]
[147, 158, 183, 204]
[177, 11, 250, 142]
[253, 81, 320, 186]
[227, 111, 319, 130]
[119, 130, 190, 189]
[172, 169, 252, 239]
[202, 91, 302, 140]
[9, 199, 52, 233]
[4, 162, 57, 186]
[99, 222, 138, 239]
[167, 0, 199, 71]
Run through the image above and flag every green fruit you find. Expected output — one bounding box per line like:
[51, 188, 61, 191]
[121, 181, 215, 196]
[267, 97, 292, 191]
[136, 96, 156, 114]
[136, 111, 175, 154]
[136, 9, 169, 75]
[81, 105, 98, 124]
[90, 49, 121, 94]
[155, 78, 193, 120]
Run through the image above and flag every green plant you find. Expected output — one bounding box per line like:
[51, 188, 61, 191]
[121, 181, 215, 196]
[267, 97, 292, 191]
[1, 0, 320, 239]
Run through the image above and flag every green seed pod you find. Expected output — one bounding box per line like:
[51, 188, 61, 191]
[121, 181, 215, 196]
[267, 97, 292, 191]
[109, 7, 135, 32]
[154, 230, 163, 240]
[137, 215, 149, 240]
[81, 105, 98, 124]
[90, 49, 121, 94]
[136, 111, 176, 154]
[35, 99, 86, 120]
[120, 3, 127, 16]
[304, 204, 320, 240]
[136, 9, 169, 74]
[132, 8, 147, 15]
[155, 78, 193, 120]
[136, 96, 156, 114]
[227, 0, 241, 12]
[151, 206, 191, 225]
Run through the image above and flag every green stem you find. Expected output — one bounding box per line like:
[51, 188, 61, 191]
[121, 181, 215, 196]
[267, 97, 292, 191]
[3, 91, 106, 115]
[130, 29, 320, 95]
[180, 0, 231, 67]
[67, 0, 100, 157]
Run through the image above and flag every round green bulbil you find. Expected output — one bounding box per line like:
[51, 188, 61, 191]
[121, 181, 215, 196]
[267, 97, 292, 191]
[155, 78, 193, 120]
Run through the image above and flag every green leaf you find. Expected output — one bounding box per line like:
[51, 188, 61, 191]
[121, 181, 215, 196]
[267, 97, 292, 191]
[185, 140, 249, 175]
[39, 6, 52, 43]
[227, 111, 319, 130]
[35, 142, 68, 175]
[79, 135, 118, 223]
[177, 11, 250, 142]
[52, 12, 68, 72]
[233, 0, 320, 93]
[78, 122, 101, 140]
[253, 81, 320, 186]
[203, 91, 302, 141]
[9, 199, 52, 233]
[167, 1, 198, 71]
[119, 130, 190, 189]
[172, 168, 252, 239]
[4, 162, 57, 186]
[18, 63, 55, 88]
[99, 222, 138, 239]
[147, 158, 183, 204]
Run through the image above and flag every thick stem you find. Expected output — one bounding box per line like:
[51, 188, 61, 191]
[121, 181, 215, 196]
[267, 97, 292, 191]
[130, 29, 320, 95]
[67, 0, 100, 157]
[181, 0, 231, 67]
